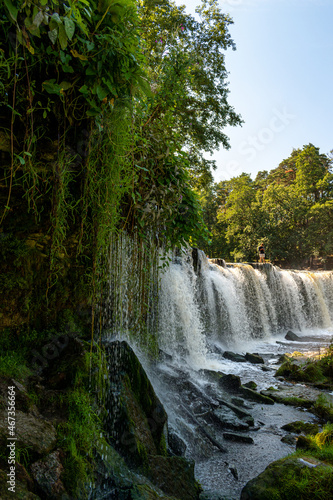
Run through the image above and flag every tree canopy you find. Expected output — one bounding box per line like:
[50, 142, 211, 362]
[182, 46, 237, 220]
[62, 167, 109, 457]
[198, 144, 333, 266]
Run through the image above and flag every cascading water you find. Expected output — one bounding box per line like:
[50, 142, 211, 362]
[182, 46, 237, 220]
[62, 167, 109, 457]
[101, 242, 333, 499]
[152, 250, 333, 498]
[157, 249, 333, 365]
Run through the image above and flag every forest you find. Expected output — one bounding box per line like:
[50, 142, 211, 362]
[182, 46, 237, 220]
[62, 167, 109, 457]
[198, 144, 333, 266]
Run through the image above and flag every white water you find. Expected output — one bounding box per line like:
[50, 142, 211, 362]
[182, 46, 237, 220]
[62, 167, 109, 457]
[157, 250, 333, 367]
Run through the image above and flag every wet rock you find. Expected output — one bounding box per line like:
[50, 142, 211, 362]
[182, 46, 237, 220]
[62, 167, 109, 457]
[167, 428, 187, 457]
[223, 351, 247, 363]
[229, 464, 239, 480]
[200, 368, 225, 383]
[240, 456, 333, 500]
[211, 407, 250, 432]
[103, 341, 199, 498]
[104, 341, 168, 466]
[278, 354, 291, 363]
[218, 374, 242, 392]
[230, 397, 251, 409]
[281, 434, 297, 445]
[240, 387, 274, 405]
[31, 450, 68, 499]
[261, 385, 322, 408]
[284, 331, 314, 342]
[217, 398, 255, 426]
[243, 381, 257, 390]
[285, 330, 301, 341]
[281, 421, 320, 435]
[147, 455, 199, 500]
[223, 432, 254, 444]
[261, 365, 273, 372]
[209, 258, 227, 268]
[210, 344, 226, 356]
[158, 349, 173, 362]
[245, 353, 264, 364]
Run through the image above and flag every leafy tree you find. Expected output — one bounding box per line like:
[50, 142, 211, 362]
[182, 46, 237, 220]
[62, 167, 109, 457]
[201, 144, 333, 266]
[197, 180, 230, 257]
[137, 0, 243, 188]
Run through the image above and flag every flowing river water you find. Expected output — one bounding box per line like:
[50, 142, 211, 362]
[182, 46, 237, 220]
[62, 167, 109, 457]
[104, 245, 333, 498]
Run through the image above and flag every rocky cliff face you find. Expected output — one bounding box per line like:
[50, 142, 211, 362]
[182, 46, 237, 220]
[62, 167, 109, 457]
[0, 338, 200, 499]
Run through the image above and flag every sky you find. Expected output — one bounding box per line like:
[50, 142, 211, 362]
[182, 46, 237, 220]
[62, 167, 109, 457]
[173, 0, 333, 182]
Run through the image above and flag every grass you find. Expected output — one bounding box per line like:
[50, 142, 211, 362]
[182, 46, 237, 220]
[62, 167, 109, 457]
[56, 349, 109, 496]
[0, 352, 31, 380]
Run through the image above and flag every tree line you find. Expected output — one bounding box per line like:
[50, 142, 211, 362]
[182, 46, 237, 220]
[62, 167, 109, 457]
[198, 144, 333, 266]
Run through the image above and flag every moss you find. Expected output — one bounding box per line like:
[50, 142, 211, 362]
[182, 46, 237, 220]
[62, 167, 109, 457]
[312, 394, 333, 422]
[242, 455, 333, 500]
[275, 346, 333, 388]
[282, 396, 313, 408]
[275, 360, 300, 378]
[158, 432, 168, 457]
[282, 421, 319, 435]
[0, 352, 31, 380]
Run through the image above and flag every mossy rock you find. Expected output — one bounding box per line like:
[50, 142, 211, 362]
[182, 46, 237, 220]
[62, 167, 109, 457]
[275, 360, 300, 379]
[104, 341, 168, 467]
[296, 435, 317, 451]
[281, 421, 319, 436]
[243, 381, 257, 390]
[240, 386, 274, 405]
[240, 456, 333, 500]
[147, 455, 199, 500]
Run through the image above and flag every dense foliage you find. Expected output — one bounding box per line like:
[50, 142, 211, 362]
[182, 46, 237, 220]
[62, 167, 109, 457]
[198, 144, 333, 266]
[0, 0, 241, 329]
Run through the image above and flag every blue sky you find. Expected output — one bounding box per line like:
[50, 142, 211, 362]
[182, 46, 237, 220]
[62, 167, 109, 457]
[173, 0, 333, 182]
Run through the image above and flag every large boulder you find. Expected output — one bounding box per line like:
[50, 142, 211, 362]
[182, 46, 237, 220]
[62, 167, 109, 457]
[245, 353, 264, 364]
[223, 351, 247, 363]
[240, 456, 333, 499]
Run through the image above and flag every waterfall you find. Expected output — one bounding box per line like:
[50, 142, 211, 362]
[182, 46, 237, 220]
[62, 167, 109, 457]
[157, 250, 333, 362]
[102, 238, 333, 362]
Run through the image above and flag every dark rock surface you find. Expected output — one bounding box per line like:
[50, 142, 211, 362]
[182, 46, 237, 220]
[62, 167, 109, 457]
[31, 450, 68, 500]
[222, 433, 254, 444]
[245, 353, 265, 364]
[223, 351, 247, 363]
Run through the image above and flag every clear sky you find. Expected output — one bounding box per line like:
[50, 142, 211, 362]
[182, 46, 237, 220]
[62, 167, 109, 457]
[173, 0, 333, 182]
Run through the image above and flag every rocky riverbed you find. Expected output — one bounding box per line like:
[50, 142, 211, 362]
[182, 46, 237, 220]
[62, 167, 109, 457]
[148, 329, 333, 499]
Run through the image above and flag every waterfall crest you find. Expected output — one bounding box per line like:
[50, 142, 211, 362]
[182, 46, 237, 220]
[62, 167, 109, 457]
[157, 250, 333, 363]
